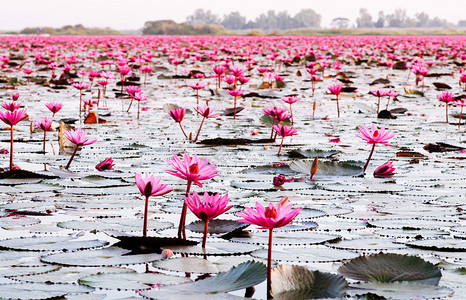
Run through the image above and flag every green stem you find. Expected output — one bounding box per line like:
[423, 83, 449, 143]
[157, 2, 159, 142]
[267, 229, 273, 299]
[363, 144, 376, 173]
[143, 196, 150, 237]
[65, 145, 80, 169]
[177, 180, 192, 239]
[202, 221, 208, 248]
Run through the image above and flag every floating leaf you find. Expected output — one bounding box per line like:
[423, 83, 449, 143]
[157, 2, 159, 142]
[231, 232, 340, 246]
[0, 236, 108, 252]
[0, 283, 94, 299]
[163, 241, 261, 256]
[79, 271, 191, 291]
[347, 282, 453, 299]
[251, 246, 358, 263]
[404, 88, 424, 96]
[41, 247, 163, 267]
[330, 238, 407, 251]
[407, 238, 466, 251]
[338, 253, 442, 285]
[286, 149, 340, 159]
[111, 236, 198, 253]
[153, 256, 253, 274]
[186, 219, 249, 235]
[271, 264, 348, 299]
[140, 261, 266, 298]
[289, 160, 363, 177]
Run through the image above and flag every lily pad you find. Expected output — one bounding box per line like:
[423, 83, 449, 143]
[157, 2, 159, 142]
[230, 232, 340, 246]
[41, 247, 163, 267]
[368, 219, 456, 230]
[57, 218, 173, 233]
[79, 271, 191, 291]
[289, 160, 363, 177]
[153, 256, 253, 274]
[0, 282, 94, 299]
[251, 246, 359, 263]
[186, 219, 249, 235]
[0, 216, 41, 229]
[286, 149, 340, 159]
[347, 282, 453, 299]
[407, 239, 466, 252]
[271, 264, 348, 299]
[140, 261, 266, 298]
[338, 253, 442, 285]
[330, 238, 407, 251]
[163, 241, 262, 256]
[0, 236, 108, 252]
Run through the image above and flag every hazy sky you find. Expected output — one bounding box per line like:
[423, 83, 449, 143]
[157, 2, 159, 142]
[0, 0, 462, 30]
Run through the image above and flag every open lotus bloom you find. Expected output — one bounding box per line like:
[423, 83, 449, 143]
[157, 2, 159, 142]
[95, 157, 115, 171]
[373, 161, 395, 178]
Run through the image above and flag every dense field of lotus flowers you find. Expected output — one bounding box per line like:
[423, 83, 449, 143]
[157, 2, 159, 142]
[0, 35, 465, 299]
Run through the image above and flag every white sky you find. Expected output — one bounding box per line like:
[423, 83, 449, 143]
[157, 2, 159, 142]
[0, 0, 462, 30]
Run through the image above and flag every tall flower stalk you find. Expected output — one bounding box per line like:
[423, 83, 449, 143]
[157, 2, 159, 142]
[0, 109, 27, 170]
[63, 128, 97, 169]
[238, 199, 302, 299]
[356, 124, 395, 173]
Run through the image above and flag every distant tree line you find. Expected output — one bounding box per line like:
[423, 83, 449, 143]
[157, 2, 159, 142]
[18, 24, 121, 35]
[355, 8, 461, 28]
[186, 9, 321, 30]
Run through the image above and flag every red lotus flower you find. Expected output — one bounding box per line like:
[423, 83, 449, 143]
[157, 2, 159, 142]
[169, 107, 188, 139]
[135, 173, 173, 237]
[373, 161, 395, 178]
[63, 128, 97, 169]
[95, 157, 115, 171]
[0, 108, 27, 170]
[328, 84, 343, 118]
[45, 102, 63, 118]
[438, 92, 455, 123]
[185, 191, 232, 247]
[272, 124, 298, 155]
[238, 199, 302, 298]
[356, 124, 395, 173]
[1, 101, 21, 112]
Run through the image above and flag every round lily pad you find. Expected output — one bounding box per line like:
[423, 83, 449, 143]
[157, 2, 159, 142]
[185, 219, 248, 235]
[0, 282, 94, 299]
[330, 238, 407, 251]
[368, 219, 456, 230]
[10, 267, 129, 284]
[230, 232, 340, 246]
[0, 236, 108, 252]
[0, 216, 42, 230]
[79, 271, 191, 290]
[1, 265, 60, 277]
[0, 250, 43, 267]
[347, 282, 453, 299]
[251, 246, 359, 263]
[41, 247, 163, 267]
[407, 239, 466, 251]
[162, 241, 262, 256]
[153, 256, 253, 274]
[57, 218, 173, 233]
[376, 228, 450, 239]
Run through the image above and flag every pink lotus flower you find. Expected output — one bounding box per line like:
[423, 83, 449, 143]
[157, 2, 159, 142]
[281, 96, 299, 125]
[185, 191, 232, 247]
[187, 82, 207, 106]
[273, 175, 294, 187]
[133, 92, 147, 119]
[371, 89, 388, 114]
[356, 124, 395, 173]
[328, 84, 343, 118]
[34, 117, 53, 152]
[227, 89, 244, 119]
[0, 148, 8, 154]
[135, 173, 173, 237]
[169, 107, 188, 139]
[11, 93, 19, 101]
[453, 98, 466, 129]
[0, 108, 27, 170]
[194, 104, 218, 142]
[1, 101, 21, 112]
[438, 92, 455, 123]
[45, 102, 63, 118]
[272, 124, 298, 155]
[356, 124, 395, 146]
[126, 85, 141, 96]
[71, 82, 90, 90]
[95, 157, 115, 171]
[63, 128, 97, 169]
[238, 199, 302, 298]
[161, 249, 174, 259]
[166, 152, 219, 239]
[373, 161, 395, 178]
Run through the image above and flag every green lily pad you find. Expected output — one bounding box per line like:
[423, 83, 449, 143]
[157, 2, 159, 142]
[230, 232, 340, 246]
[0, 236, 108, 252]
[163, 241, 262, 256]
[347, 282, 453, 299]
[289, 160, 363, 177]
[41, 247, 163, 267]
[79, 270, 191, 290]
[57, 218, 173, 233]
[153, 256, 253, 274]
[338, 253, 442, 285]
[140, 261, 266, 298]
[186, 219, 249, 235]
[330, 238, 407, 251]
[0, 283, 94, 299]
[286, 148, 340, 159]
[0, 216, 41, 229]
[407, 239, 466, 251]
[271, 264, 348, 299]
[251, 246, 359, 263]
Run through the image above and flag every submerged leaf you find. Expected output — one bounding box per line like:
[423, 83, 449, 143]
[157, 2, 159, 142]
[271, 264, 348, 299]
